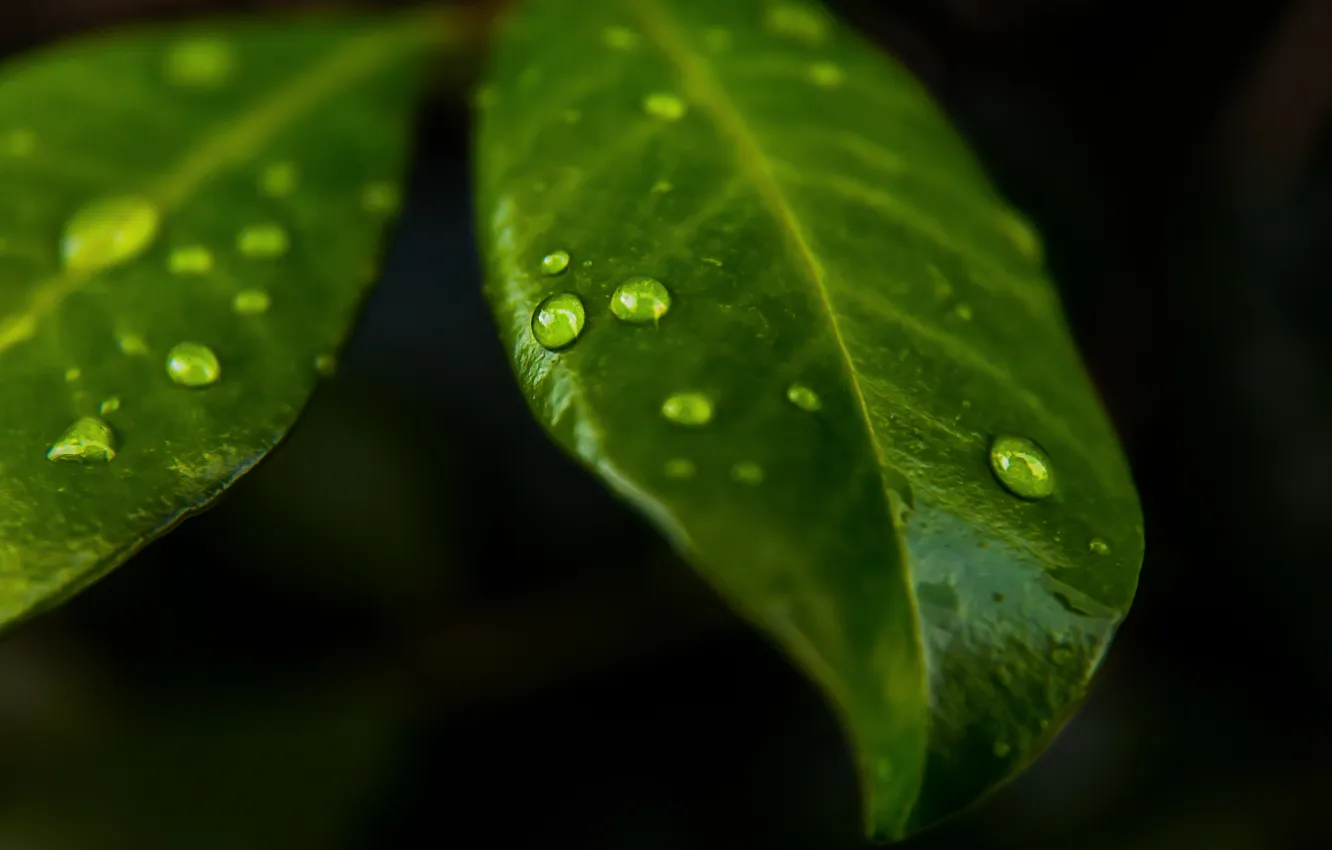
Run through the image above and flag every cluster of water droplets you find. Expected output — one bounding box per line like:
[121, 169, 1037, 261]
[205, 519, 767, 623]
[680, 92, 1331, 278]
[41, 38, 402, 464]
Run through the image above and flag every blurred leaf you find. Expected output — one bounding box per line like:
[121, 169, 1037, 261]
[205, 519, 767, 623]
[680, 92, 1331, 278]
[0, 11, 461, 633]
[475, 0, 1143, 839]
[0, 680, 408, 850]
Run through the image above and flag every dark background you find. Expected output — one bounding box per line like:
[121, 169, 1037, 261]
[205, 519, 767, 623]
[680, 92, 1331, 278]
[2, 0, 1331, 847]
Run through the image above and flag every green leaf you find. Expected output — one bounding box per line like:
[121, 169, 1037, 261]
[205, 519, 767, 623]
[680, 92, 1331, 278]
[475, 0, 1143, 839]
[0, 12, 457, 633]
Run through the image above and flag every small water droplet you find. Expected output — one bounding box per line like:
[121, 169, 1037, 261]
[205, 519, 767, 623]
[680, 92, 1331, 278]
[99, 396, 121, 415]
[610, 276, 671, 323]
[664, 458, 696, 479]
[999, 209, 1043, 264]
[704, 27, 732, 51]
[168, 244, 213, 275]
[61, 196, 161, 273]
[989, 435, 1055, 500]
[808, 61, 843, 88]
[362, 181, 401, 215]
[1088, 537, 1111, 555]
[643, 92, 687, 121]
[602, 25, 640, 50]
[259, 161, 298, 198]
[63, 367, 80, 382]
[541, 250, 571, 276]
[237, 223, 289, 258]
[232, 288, 270, 316]
[731, 461, 764, 484]
[46, 416, 116, 463]
[955, 303, 973, 321]
[661, 392, 712, 426]
[786, 384, 821, 411]
[561, 109, 582, 124]
[531, 292, 585, 350]
[3, 129, 35, 157]
[993, 741, 1012, 758]
[765, 3, 831, 45]
[117, 332, 148, 356]
[651, 179, 674, 194]
[314, 353, 337, 376]
[165, 37, 235, 88]
[165, 341, 221, 387]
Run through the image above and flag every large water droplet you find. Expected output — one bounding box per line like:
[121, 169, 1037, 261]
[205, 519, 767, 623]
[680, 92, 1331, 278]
[314, 353, 337, 376]
[169, 244, 213, 275]
[165, 37, 235, 88]
[602, 25, 639, 50]
[165, 341, 221, 387]
[661, 392, 712, 426]
[232, 288, 270, 316]
[643, 92, 687, 121]
[237, 223, 289, 258]
[786, 384, 821, 411]
[541, 250, 571, 276]
[664, 458, 696, 479]
[1088, 538, 1111, 556]
[988, 435, 1055, 500]
[611, 276, 671, 323]
[731, 461, 765, 484]
[46, 416, 116, 463]
[259, 161, 298, 198]
[808, 61, 844, 88]
[98, 396, 121, 416]
[61, 196, 161, 273]
[765, 3, 831, 45]
[362, 181, 401, 215]
[531, 292, 585, 350]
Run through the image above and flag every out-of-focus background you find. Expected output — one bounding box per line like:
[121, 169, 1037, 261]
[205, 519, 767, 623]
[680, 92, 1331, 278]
[2, 0, 1331, 847]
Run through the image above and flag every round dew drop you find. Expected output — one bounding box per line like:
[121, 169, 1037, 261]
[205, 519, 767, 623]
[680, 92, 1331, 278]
[61, 195, 161, 273]
[541, 250, 571, 276]
[237, 223, 289, 258]
[531, 292, 585, 350]
[785, 384, 821, 411]
[764, 3, 832, 45]
[314, 354, 337, 376]
[232, 288, 270, 316]
[808, 62, 844, 88]
[46, 416, 116, 463]
[661, 392, 712, 426]
[643, 93, 687, 121]
[1088, 538, 1111, 556]
[99, 396, 121, 416]
[988, 434, 1055, 500]
[610, 276, 671, 323]
[165, 341, 221, 387]
[169, 245, 213, 275]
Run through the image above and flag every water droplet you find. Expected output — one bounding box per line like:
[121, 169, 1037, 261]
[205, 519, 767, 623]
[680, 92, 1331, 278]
[362, 181, 401, 215]
[808, 61, 843, 88]
[651, 179, 674, 194]
[117, 332, 148, 356]
[531, 292, 585, 350]
[165, 341, 221, 387]
[731, 461, 765, 484]
[989, 435, 1055, 500]
[661, 392, 712, 426]
[993, 741, 1012, 758]
[168, 244, 213, 275]
[237, 223, 289, 258]
[314, 353, 337, 376]
[610, 276, 671, 323]
[61, 195, 161, 273]
[643, 92, 687, 121]
[3, 129, 35, 157]
[46, 416, 116, 463]
[98, 396, 121, 415]
[955, 303, 973, 321]
[785, 384, 821, 411]
[1088, 537, 1111, 555]
[165, 37, 235, 88]
[765, 3, 831, 45]
[664, 458, 696, 479]
[602, 26, 639, 50]
[999, 210, 1043, 264]
[541, 250, 571, 276]
[63, 367, 80, 382]
[704, 27, 732, 51]
[259, 161, 298, 198]
[232, 288, 270, 316]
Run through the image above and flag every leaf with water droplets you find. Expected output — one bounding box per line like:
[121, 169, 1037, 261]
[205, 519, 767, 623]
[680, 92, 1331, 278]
[476, 0, 1143, 840]
[0, 10, 464, 634]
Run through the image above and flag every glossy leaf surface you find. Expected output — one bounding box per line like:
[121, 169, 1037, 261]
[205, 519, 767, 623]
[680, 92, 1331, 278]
[476, 0, 1144, 838]
[0, 12, 451, 633]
